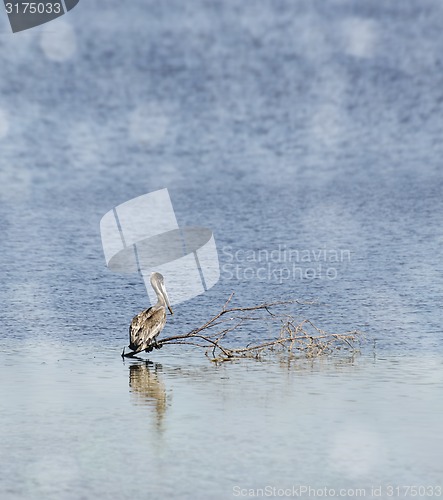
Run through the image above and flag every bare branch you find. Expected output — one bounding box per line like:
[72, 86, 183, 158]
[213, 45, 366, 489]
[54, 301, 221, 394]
[155, 294, 364, 362]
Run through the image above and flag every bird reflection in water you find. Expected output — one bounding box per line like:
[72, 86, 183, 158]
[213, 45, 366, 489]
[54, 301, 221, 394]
[128, 362, 168, 428]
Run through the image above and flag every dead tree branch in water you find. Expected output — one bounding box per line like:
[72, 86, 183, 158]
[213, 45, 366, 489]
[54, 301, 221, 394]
[154, 293, 363, 362]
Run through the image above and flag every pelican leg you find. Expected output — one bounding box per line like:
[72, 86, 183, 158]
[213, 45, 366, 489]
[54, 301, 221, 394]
[153, 339, 163, 350]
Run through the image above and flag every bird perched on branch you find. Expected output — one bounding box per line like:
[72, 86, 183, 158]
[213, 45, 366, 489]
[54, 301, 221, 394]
[123, 272, 173, 357]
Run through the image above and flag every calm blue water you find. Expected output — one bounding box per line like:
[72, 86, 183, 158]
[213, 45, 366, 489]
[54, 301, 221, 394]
[0, 1, 442, 498]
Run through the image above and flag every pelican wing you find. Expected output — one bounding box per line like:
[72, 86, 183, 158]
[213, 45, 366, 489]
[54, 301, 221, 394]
[129, 306, 166, 352]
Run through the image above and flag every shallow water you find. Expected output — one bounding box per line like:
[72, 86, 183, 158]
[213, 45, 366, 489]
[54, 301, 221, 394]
[1, 0, 443, 498]
[1, 344, 442, 499]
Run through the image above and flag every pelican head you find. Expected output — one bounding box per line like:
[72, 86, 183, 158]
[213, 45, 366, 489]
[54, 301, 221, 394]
[150, 272, 173, 315]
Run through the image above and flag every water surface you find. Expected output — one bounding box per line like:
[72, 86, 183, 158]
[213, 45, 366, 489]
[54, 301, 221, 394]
[1, 0, 443, 498]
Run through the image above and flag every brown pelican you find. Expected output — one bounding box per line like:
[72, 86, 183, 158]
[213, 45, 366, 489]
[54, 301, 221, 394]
[123, 272, 173, 357]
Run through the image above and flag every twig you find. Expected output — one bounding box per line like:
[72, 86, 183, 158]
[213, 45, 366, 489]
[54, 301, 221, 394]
[153, 294, 364, 362]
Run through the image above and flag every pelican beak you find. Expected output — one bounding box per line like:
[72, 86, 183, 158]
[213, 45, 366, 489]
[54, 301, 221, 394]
[161, 283, 173, 315]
